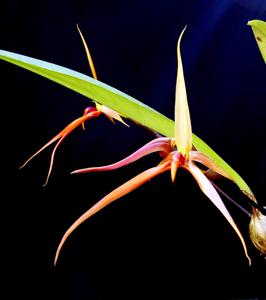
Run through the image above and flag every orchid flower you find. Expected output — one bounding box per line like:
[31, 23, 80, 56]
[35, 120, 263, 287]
[20, 26, 127, 186]
[76, 25, 128, 128]
[54, 27, 251, 266]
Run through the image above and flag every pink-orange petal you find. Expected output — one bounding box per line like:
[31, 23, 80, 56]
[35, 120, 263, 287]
[171, 154, 179, 182]
[190, 151, 232, 181]
[100, 105, 129, 127]
[54, 161, 170, 265]
[185, 160, 251, 265]
[72, 137, 172, 174]
[20, 111, 100, 185]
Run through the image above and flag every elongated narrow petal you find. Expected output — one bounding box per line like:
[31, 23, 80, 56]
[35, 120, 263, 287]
[42, 134, 66, 186]
[20, 111, 101, 185]
[185, 161, 251, 265]
[191, 151, 257, 202]
[54, 161, 170, 265]
[72, 137, 172, 174]
[77, 24, 98, 79]
[43, 111, 101, 185]
[171, 160, 178, 182]
[175, 26, 192, 156]
[100, 104, 129, 127]
[20, 127, 68, 170]
[170, 152, 179, 182]
[190, 151, 233, 181]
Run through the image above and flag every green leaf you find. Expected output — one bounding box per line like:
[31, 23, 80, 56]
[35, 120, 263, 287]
[0, 49, 254, 199]
[248, 19, 266, 63]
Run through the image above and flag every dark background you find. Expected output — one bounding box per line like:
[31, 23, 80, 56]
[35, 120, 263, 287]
[1, 0, 266, 299]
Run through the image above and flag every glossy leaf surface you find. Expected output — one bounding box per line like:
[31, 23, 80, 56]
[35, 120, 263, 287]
[0, 49, 254, 198]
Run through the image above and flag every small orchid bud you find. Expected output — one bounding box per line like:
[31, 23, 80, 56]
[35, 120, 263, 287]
[249, 209, 266, 255]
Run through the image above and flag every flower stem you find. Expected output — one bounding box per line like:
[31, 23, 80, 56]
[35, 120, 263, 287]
[211, 181, 251, 217]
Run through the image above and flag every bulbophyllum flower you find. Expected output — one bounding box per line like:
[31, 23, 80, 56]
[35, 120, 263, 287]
[20, 26, 127, 186]
[54, 28, 252, 266]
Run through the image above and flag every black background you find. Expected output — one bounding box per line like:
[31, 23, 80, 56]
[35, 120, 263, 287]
[1, 0, 266, 299]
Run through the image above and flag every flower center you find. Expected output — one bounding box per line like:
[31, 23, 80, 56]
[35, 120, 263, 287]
[170, 138, 188, 167]
[83, 106, 97, 115]
[172, 151, 187, 167]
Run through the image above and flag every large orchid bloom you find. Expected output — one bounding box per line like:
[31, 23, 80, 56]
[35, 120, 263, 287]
[54, 28, 251, 266]
[20, 25, 127, 186]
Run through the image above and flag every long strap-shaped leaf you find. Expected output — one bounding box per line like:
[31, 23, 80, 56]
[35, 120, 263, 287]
[0, 49, 254, 199]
